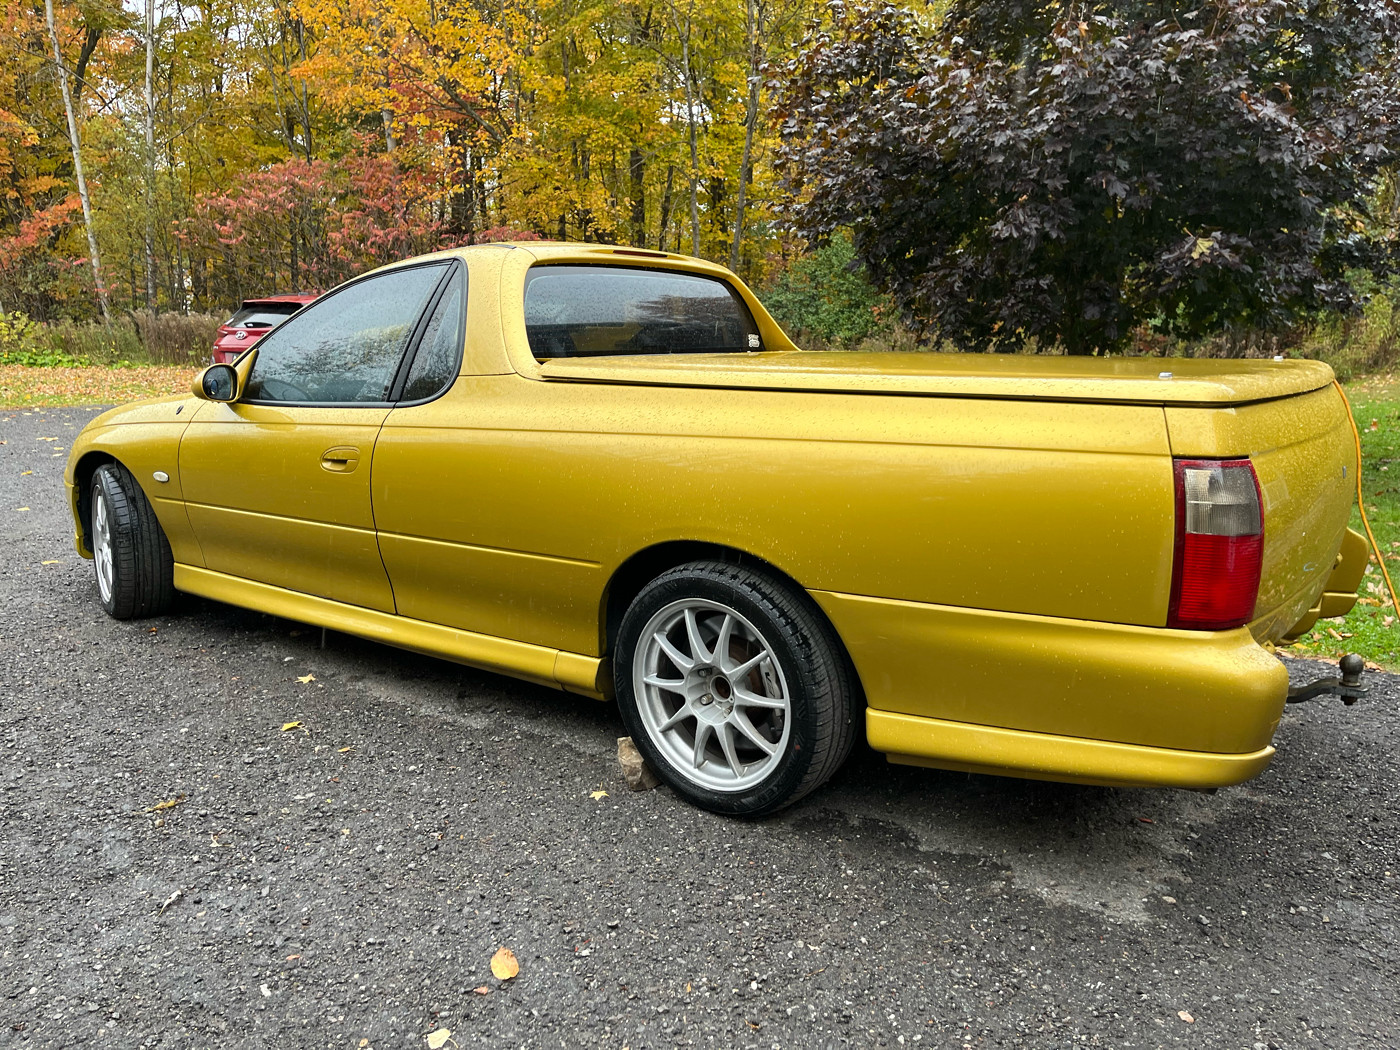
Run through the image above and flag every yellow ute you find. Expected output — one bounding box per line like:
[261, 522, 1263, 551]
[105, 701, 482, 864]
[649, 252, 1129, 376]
[64, 243, 1367, 814]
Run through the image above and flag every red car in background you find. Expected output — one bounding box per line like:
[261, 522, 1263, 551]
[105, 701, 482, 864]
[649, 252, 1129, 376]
[211, 293, 319, 364]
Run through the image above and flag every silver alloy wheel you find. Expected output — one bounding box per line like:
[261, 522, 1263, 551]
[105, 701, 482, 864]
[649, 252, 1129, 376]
[633, 598, 792, 792]
[92, 486, 114, 604]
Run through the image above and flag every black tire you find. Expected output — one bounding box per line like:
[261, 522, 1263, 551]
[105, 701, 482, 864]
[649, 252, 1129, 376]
[615, 560, 858, 816]
[89, 462, 175, 620]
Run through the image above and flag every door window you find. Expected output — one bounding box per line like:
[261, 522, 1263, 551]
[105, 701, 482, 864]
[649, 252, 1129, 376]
[400, 271, 466, 401]
[524, 265, 761, 359]
[246, 264, 447, 403]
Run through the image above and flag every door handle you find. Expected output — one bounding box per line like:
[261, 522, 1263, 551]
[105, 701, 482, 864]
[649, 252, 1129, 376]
[320, 446, 361, 473]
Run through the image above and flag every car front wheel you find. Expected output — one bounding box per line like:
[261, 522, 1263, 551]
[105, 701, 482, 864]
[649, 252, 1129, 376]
[615, 560, 858, 816]
[90, 462, 175, 620]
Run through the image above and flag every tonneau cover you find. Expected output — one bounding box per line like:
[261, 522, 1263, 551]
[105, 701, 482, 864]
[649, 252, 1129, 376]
[538, 351, 1335, 406]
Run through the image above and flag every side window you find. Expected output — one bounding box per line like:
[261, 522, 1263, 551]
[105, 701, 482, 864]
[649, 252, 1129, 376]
[246, 264, 447, 404]
[401, 270, 465, 401]
[524, 265, 761, 360]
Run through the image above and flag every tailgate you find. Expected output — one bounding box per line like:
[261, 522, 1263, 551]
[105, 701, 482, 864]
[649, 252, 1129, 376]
[1165, 386, 1355, 641]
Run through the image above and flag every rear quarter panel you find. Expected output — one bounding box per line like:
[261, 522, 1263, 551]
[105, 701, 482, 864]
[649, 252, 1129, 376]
[373, 376, 1176, 657]
[1166, 386, 1354, 642]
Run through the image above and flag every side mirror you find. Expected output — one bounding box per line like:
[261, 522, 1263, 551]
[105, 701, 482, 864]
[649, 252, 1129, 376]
[193, 364, 238, 402]
[192, 350, 256, 403]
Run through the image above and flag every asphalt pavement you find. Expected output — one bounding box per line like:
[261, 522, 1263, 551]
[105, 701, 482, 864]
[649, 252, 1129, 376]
[2, 405, 1398, 1050]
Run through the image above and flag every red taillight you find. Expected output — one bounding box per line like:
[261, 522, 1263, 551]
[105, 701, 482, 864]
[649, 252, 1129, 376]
[1168, 458, 1264, 630]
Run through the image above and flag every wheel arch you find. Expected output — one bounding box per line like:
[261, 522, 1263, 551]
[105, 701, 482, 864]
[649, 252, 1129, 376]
[600, 541, 866, 705]
[71, 450, 117, 554]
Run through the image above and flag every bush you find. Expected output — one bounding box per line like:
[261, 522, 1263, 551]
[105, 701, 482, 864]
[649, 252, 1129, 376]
[0, 311, 72, 365]
[131, 311, 224, 365]
[31, 319, 143, 366]
[1141, 277, 1400, 379]
[760, 235, 899, 348]
[0, 310, 225, 367]
[1294, 278, 1400, 380]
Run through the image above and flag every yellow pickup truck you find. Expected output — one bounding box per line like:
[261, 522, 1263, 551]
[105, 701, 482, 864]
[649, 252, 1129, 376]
[64, 243, 1368, 814]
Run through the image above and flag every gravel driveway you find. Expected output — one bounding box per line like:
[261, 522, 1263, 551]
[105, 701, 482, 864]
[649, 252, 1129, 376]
[3, 405, 1398, 1049]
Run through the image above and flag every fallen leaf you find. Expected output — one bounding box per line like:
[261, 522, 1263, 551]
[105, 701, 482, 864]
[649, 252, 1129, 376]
[589, 789, 608, 801]
[158, 889, 182, 914]
[281, 721, 309, 734]
[425, 1028, 453, 1050]
[490, 947, 520, 980]
[20, 470, 32, 475]
[16, 507, 28, 512]
[147, 795, 187, 812]
[1177, 1010, 1194, 1023]
[297, 674, 316, 684]
[338, 746, 356, 754]
[41, 560, 58, 565]
[359, 1041, 369, 1048]
[473, 985, 490, 995]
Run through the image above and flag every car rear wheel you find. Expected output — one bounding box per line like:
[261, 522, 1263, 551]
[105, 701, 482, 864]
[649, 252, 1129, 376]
[615, 560, 858, 816]
[90, 462, 175, 620]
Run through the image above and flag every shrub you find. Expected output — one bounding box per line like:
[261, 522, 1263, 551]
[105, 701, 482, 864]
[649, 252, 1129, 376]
[760, 235, 898, 348]
[0, 310, 225, 367]
[131, 311, 224, 365]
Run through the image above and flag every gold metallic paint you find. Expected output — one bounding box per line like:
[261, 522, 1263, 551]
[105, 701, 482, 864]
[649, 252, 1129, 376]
[178, 400, 396, 612]
[814, 590, 1288, 754]
[174, 564, 606, 698]
[869, 710, 1276, 789]
[62, 243, 1364, 794]
[1165, 386, 1356, 641]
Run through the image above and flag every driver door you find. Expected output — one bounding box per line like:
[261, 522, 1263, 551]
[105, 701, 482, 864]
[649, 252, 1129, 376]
[178, 262, 450, 612]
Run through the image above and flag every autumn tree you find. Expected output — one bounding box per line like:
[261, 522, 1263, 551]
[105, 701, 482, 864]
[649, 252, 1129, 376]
[778, 1, 1400, 354]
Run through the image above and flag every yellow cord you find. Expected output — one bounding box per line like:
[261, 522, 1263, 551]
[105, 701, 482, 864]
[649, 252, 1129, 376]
[1333, 378, 1398, 615]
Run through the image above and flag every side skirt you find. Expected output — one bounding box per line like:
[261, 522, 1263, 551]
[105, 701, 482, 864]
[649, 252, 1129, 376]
[173, 564, 607, 700]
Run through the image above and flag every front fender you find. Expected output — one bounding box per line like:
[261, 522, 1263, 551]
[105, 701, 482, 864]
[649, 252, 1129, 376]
[65, 396, 202, 564]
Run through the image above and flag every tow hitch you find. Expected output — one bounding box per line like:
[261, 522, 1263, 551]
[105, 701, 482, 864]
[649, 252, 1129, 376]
[1286, 654, 1368, 706]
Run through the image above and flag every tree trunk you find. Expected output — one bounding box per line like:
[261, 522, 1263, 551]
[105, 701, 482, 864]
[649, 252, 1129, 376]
[680, 23, 701, 257]
[143, 0, 157, 310]
[629, 147, 646, 247]
[45, 0, 110, 322]
[658, 165, 675, 251]
[730, 0, 760, 273]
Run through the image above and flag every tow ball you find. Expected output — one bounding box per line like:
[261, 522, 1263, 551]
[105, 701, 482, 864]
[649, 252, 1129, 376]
[1286, 653, 1368, 706]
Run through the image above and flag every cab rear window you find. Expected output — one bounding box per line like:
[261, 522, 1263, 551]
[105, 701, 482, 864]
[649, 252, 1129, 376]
[227, 304, 301, 328]
[524, 265, 761, 359]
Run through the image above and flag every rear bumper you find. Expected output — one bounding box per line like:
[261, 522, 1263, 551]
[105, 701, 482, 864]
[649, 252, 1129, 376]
[812, 589, 1290, 786]
[1279, 527, 1368, 642]
[868, 710, 1274, 789]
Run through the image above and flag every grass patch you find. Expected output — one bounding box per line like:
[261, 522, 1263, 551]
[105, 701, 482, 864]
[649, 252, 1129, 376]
[0, 365, 197, 407]
[1288, 373, 1400, 670]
